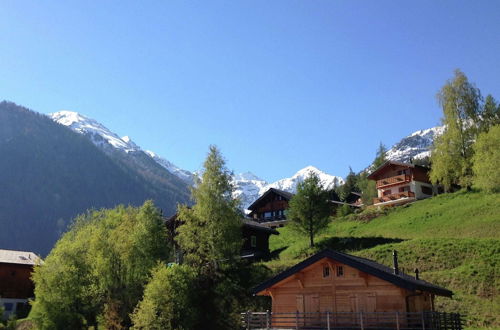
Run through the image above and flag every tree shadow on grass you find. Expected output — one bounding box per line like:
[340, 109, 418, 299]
[316, 236, 405, 253]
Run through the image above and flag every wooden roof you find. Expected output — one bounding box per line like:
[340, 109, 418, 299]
[247, 188, 294, 211]
[367, 160, 429, 180]
[0, 249, 42, 266]
[252, 249, 453, 297]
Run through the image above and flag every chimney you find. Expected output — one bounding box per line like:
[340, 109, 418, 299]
[392, 250, 399, 275]
[415, 268, 420, 280]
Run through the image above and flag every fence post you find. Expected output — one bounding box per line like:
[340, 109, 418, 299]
[396, 311, 400, 330]
[266, 310, 270, 330]
[295, 310, 299, 329]
[326, 311, 331, 330]
[246, 311, 250, 330]
[360, 311, 364, 330]
[421, 312, 426, 330]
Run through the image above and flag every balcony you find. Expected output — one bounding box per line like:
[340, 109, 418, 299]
[373, 191, 415, 205]
[376, 174, 411, 188]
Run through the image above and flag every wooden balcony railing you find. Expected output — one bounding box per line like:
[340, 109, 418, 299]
[376, 174, 411, 188]
[241, 311, 464, 330]
[373, 191, 415, 205]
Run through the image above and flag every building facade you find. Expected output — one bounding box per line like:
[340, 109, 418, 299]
[367, 161, 437, 207]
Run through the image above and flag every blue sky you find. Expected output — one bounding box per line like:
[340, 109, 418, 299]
[1, 1, 499, 182]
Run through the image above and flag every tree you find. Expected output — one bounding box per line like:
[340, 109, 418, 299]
[373, 142, 388, 169]
[176, 145, 242, 271]
[481, 95, 500, 132]
[472, 125, 500, 192]
[175, 146, 244, 329]
[430, 69, 482, 190]
[287, 172, 331, 247]
[131, 264, 200, 330]
[357, 143, 387, 205]
[338, 166, 359, 201]
[30, 201, 169, 329]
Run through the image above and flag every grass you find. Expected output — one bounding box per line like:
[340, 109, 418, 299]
[263, 190, 500, 329]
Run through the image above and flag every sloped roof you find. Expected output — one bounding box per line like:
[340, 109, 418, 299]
[252, 249, 452, 297]
[247, 188, 294, 211]
[0, 249, 42, 266]
[367, 161, 430, 180]
[242, 220, 279, 235]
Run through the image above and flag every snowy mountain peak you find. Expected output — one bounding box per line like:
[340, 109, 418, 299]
[233, 172, 265, 182]
[50, 111, 139, 153]
[386, 125, 444, 163]
[268, 166, 344, 193]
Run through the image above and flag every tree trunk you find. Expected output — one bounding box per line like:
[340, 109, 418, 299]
[309, 230, 314, 248]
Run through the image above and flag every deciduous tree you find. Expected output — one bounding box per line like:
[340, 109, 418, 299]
[472, 125, 500, 192]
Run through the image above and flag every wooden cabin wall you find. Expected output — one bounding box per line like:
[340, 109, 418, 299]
[0, 263, 34, 299]
[267, 258, 412, 316]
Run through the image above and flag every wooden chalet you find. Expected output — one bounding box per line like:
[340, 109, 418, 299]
[165, 214, 278, 261]
[244, 249, 461, 329]
[247, 188, 293, 228]
[0, 249, 41, 320]
[368, 161, 437, 207]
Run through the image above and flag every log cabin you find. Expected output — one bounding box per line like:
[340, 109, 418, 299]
[251, 249, 454, 328]
[367, 161, 438, 207]
[165, 214, 278, 261]
[0, 249, 41, 320]
[247, 188, 293, 228]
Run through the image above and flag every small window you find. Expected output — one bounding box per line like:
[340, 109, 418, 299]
[421, 186, 433, 195]
[398, 186, 410, 192]
[336, 266, 344, 277]
[3, 303, 13, 311]
[323, 265, 330, 278]
[383, 190, 392, 196]
[250, 235, 257, 248]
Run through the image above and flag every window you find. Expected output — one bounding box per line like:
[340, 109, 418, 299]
[323, 265, 330, 278]
[383, 190, 392, 196]
[336, 266, 344, 277]
[3, 303, 13, 311]
[250, 235, 257, 248]
[421, 186, 433, 195]
[399, 186, 410, 192]
[264, 211, 273, 219]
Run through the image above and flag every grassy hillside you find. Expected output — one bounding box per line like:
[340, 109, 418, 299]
[264, 190, 500, 329]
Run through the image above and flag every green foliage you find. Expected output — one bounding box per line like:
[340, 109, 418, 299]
[176, 145, 242, 271]
[30, 201, 169, 329]
[266, 190, 500, 328]
[357, 143, 387, 206]
[131, 264, 199, 330]
[480, 95, 500, 132]
[287, 172, 331, 247]
[373, 142, 388, 169]
[336, 204, 352, 217]
[473, 125, 500, 192]
[431, 70, 482, 190]
[338, 166, 359, 201]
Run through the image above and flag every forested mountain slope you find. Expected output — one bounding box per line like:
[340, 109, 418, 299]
[0, 101, 190, 255]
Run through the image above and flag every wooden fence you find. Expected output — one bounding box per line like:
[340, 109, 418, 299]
[241, 311, 464, 330]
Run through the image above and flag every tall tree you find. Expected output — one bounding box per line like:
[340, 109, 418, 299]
[358, 143, 387, 205]
[373, 142, 388, 169]
[430, 70, 482, 190]
[176, 145, 242, 271]
[287, 172, 331, 247]
[472, 125, 500, 192]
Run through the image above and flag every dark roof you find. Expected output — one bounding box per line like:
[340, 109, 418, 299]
[247, 188, 294, 211]
[242, 220, 279, 235]
[252, 249, 453, 297]
[367, 161, 430, 180]
[164, 215, 279, 235]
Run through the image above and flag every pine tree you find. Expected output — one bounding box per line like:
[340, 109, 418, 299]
[373, 142, 388, 169]
[358, 143, 387, 205]
[339, 166, 359, 201]
[287, 172, 331, 248]
[430, 70, 482, 190]
[176, 145, 242, 271]
[481, 95, 500, 132]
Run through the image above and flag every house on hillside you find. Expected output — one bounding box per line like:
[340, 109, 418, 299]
[165, 214, 278, 261]
[368, 161, 438, 207]
[248, 188, 293, 228]
[248, 188, 361, 229]
[0, 249, 41, 320]
[246, 249, 460, 329]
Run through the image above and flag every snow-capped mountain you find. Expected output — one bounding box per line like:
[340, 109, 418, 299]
[50, 111, 140, 153]
[385, 126, 444, 163]
[144, 150, 195, 185]
[50, 111, 193, 185]
[232, 166, 344, 211]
